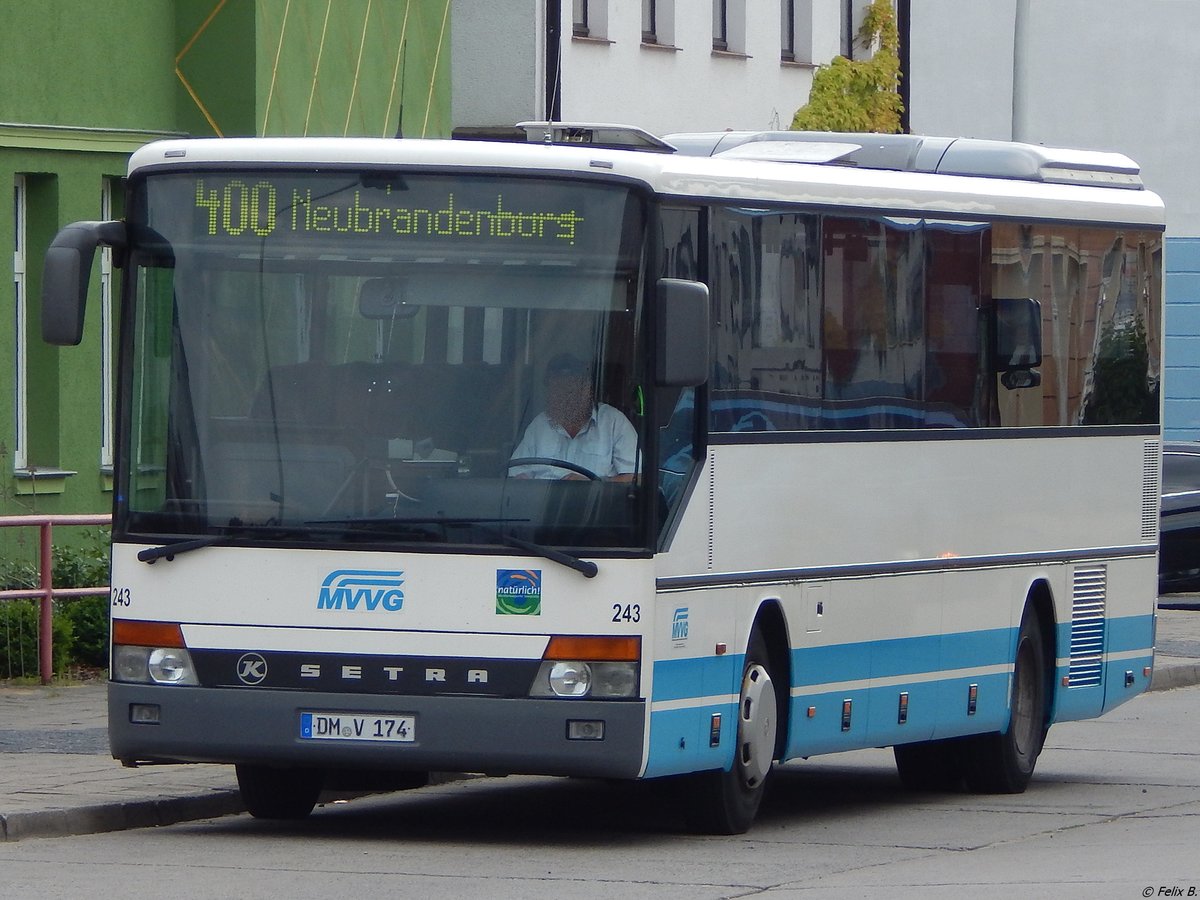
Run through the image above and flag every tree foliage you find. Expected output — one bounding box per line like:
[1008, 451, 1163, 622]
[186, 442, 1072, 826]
[791, 0, 904, 134]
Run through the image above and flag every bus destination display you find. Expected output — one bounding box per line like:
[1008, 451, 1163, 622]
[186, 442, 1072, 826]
[192, 177, 587, 247]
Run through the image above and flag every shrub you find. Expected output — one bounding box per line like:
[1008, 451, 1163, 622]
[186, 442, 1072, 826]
[59, 594, 110, 668]
[0, 599, 74, 679]
[0, 528, 109, 677]
[791, 0, 904, 134]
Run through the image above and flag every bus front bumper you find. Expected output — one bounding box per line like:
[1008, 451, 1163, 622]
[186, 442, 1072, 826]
[109, 683, 646, 779]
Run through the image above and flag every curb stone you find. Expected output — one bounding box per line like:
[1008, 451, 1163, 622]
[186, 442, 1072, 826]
[1, 790, 244, 842]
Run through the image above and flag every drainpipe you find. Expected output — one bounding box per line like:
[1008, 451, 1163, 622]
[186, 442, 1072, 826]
[1011, 0, 1030, 141]
[545, 0, 562, 121]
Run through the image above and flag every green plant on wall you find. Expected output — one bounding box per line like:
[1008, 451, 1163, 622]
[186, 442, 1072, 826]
[791, 0, 904, 134]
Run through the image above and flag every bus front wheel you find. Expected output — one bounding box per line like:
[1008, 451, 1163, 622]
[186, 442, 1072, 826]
[688, 629, 778, 834]
[236, 764, 324, 820]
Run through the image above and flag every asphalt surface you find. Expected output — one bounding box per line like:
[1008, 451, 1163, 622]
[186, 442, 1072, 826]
[2, 605, 1198, 842]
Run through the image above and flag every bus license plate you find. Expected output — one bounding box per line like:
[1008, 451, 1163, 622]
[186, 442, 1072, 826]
[300, 712, 415, 743]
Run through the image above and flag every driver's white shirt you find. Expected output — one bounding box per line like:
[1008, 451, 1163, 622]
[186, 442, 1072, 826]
[510, 404, 638, 479]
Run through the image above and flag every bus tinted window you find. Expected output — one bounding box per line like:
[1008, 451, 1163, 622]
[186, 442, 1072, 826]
[707, 208, 1161, 433]
[992, 224, 1162, 428]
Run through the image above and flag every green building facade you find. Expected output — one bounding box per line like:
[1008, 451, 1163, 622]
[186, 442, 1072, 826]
[0, 0, 451, 528]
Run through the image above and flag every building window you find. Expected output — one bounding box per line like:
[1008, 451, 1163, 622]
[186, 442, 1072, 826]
[840, 0, 855, 59]
[573, 0, 608, 40]
[712, 0, 744, 54]
[12, 175, 27, 471]
[782, 0, 814, 64]
[643, 0, 657, 43]
[781, 0, 796, 61]
[642, 0, 674, 47]
[713, 0, 728, 50]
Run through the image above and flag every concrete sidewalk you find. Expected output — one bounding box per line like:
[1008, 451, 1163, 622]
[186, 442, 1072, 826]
[2, 607, 1198, 842]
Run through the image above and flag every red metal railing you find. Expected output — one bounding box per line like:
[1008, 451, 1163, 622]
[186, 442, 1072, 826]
[0, 514, 112, 684]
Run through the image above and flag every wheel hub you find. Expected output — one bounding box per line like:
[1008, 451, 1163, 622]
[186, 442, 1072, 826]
[737, 663, 777, 788]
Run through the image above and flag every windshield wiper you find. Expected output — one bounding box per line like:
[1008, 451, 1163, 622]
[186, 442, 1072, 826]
[136, 524, 317, 564]
[138, 517, 599, 578]
[482, 528, 598, 579]
[309, 517, 599, 579]
[137, 535, 226, 564]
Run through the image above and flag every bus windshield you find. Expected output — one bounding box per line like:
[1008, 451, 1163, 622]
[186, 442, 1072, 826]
[121, 170, 651, 552]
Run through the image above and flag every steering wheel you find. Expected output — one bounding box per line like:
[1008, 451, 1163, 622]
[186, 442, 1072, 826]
[506, 457, 601, 481]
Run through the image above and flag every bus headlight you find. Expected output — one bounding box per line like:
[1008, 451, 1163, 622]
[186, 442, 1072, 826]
[113, 645, 199, 686]
[592, 662, 638, 697]
[148, 647, 199, 685]
[549, 661, 591, 696]
[531, 660, 638, 698]
[113, 645, 151, 682]
[530, 634, 641, 698]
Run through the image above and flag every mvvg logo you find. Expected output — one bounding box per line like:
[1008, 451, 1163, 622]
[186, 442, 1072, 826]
[672, 608, 689, 645]
[317, 570, 405, 612]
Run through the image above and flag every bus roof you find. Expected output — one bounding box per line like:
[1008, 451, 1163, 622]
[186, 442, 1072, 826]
[127, 134, 1166, 229]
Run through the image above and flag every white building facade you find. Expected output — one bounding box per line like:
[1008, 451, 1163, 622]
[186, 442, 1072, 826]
[906, 0, 1200, 440]
[451, 1, 866, 136]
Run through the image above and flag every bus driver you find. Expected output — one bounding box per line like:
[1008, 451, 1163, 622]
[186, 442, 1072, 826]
[510, 353, 638, 481]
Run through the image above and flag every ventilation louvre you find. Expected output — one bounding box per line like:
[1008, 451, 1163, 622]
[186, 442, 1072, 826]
[1141, 440, 1161, 543]
[1068, 566, 1107, 687]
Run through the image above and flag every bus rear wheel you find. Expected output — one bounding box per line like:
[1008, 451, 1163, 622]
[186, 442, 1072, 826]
[962, 608, 1048, 793]
[236, 764, 324, 820]
[688, 629, 778, 835]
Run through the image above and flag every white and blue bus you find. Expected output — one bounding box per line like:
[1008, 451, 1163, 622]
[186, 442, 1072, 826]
[43, 125, 1164, 833]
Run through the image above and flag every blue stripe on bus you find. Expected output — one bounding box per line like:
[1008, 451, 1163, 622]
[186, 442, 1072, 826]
[1103, 653, 1154, 713]
[645, 615, 1155, 776]
[784, 671, 1014, 757]
[644, 702, 739, 778]
[1107, 613, 1156, 653]
[789, 627, 1015, 688]
[651, 654, 741, 702]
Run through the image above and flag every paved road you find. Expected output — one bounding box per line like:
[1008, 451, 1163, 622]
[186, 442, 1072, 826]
[0, 684, 1197, 899]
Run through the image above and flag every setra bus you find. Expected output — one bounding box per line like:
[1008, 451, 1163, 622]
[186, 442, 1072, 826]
[42, 124, 1164, 833]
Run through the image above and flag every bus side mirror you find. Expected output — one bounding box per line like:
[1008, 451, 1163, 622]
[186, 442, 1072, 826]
[993, 297, 1043, 390]
[42, 220, 127, 346]
[656, 278, 709, 387]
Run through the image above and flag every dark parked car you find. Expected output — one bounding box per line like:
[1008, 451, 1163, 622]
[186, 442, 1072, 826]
[1160, 441, 1200, 593]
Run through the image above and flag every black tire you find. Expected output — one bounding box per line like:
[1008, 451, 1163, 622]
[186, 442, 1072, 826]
[688, 629, 779, 834]
[236, 764, 324, 820]
[962, 608, 1049, 793]
[893, 738, 965, 792]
